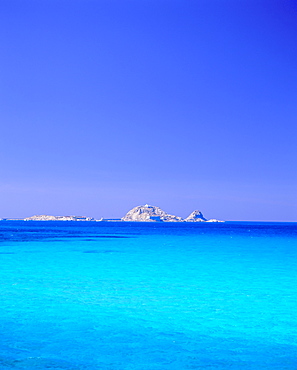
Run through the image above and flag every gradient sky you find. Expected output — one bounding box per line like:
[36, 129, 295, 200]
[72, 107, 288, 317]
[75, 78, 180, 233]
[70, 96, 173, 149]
[1, 0, 296, 221]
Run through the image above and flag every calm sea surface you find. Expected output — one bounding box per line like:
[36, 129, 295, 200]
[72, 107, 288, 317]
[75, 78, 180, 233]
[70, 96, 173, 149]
[0, 221, 296, 369]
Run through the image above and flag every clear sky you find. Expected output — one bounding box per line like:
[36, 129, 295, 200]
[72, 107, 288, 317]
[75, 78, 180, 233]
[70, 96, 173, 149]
[1, 0, 296, 221]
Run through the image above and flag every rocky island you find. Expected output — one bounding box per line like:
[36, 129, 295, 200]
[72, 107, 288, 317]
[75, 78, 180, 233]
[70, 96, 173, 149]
[184, 210, 207, 222]
[24, 215, 96, 221]
[122, 204, 183, 222]
[121, 204, 223, 222]
[10, 205, 223, 222]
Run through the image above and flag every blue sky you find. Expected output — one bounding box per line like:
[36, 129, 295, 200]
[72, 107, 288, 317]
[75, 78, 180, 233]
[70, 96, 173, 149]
[1, 0, 296, 220]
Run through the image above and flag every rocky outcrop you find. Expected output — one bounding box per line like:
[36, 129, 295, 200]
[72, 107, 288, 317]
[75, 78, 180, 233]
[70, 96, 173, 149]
[121, 204, 183, 222]
[122, 204, 224, 222]
[24, 215, 95, 221]
[23, 207, 223, 223]
[184, 210, 207, 222]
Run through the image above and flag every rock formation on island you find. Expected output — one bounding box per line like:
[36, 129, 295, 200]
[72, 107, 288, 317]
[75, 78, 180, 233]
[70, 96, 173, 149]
[121, 204, 183, 222]
[21, 206, 223, 222]
[184, 210, 207, 222]
[24, 215, 95, 221]
[121, 204, 223, 222]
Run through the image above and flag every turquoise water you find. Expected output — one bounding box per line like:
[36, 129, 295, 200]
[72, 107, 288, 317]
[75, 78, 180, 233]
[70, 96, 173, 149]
[0, 221, 296, 369]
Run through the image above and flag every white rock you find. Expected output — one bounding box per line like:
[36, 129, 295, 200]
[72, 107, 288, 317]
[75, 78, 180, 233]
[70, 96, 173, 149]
[121, 205, 183, 222]
[184, 210, 207, 222]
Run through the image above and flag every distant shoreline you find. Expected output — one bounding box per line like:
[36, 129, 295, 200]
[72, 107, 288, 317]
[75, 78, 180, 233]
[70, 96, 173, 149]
[1, 205, 294, 223]
[0, 204, 224, 223]
[1, 219, 296, 223]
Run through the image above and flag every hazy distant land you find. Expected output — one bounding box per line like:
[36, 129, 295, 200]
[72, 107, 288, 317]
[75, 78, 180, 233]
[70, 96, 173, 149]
[1, 205, 223, 223]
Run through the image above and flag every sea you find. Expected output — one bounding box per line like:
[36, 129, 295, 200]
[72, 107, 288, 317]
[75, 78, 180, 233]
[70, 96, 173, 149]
[0, 221, 296, 369]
